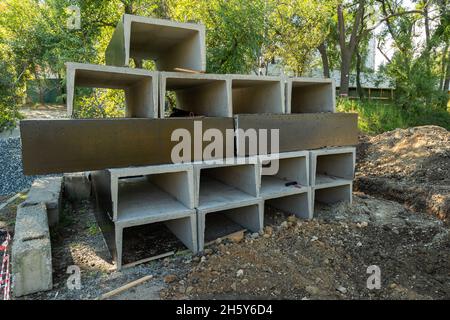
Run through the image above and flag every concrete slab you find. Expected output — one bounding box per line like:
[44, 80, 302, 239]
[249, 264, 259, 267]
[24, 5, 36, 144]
[231, 74, 285, 114]
[12, 203, 52, 297]
[234, 113, 358, 157]
[197, 202, 263, 251]
[23, 177, 63, 227]
[20, 117, 234, 175]
[160, 72, 231, 117]
[286, 77, 335, 113]
[105, 14, 206, 72]
[66, 62, 158, 118]
[63, 172, 91, 202]
[309, 147, 356, 187]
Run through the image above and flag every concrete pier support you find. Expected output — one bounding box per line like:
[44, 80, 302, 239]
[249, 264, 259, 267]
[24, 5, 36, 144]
[286, 77, 335, 113]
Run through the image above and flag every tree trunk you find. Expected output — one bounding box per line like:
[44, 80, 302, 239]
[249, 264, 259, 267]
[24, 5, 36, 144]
[356, 47, 364, 99]
[318, 42, 330, 78]
[340, 51, 351, 96]
[444, 57, 450, 93]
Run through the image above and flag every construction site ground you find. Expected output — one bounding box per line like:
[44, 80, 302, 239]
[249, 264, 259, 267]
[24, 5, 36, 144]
[0, 125, 449, 300]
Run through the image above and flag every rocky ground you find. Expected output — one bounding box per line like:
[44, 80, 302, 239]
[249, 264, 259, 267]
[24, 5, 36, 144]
[0, 125, 449, 300]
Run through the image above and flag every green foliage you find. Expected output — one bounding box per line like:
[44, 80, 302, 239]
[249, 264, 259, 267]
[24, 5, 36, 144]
[73, 89, 125, 118]
[337, 98, 450, 134]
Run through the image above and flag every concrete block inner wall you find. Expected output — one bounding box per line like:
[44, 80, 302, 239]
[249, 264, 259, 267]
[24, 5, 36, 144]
[311, 148, 356, 187]
[231, 77, 285, 114]
[286, 78, 335, 113]
[313, 183, 353, 205]
[160, 72, 231, 117]
[265, 191, 312, 220]
[66, 63, 158, 118]
[106, 14, 206, 72]
[197, 203, 263, 251]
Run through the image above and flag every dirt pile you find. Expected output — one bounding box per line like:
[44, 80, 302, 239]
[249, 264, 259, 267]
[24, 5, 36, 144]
[356, 126, 450, 220]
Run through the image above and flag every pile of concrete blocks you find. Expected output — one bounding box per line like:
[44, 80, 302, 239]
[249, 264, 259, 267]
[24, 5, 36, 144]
[19, 14, 358, 271]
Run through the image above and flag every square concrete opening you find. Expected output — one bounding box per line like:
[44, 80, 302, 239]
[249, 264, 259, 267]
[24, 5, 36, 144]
[197, 203, 263, 251]
[311, 148, 355, 187]
[66, 63, 158, 118]
[265, 191, 312, 220]
[195, 163, 259, 211]
[259, 152, 309, 199]
[160, 72, 231, 117]
[286, 78, 335, 113]
[106, 14, 206, 72]
[313, 183, 352, 205]
[231, 76, 284, 114]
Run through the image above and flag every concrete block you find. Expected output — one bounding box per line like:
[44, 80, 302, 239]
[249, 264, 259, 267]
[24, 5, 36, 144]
[197, 202, 263, 251]
[234, 113, 358, 157]
[231, 74, 285, 114]
[310, 147, 356, 187]
[265, 189, 313, 220]
[12, 203, 52, 297]
[313, 182, 353, 205]
[193, 158, 260, 212]
[105, 14, 206, 72]
[23, 177, 63, 227]
[66, 62, 158, 118]
[286, 77, 335, 113]
[160, 72, 231, 117]
[63, 172, 91, 202]
[20, 117, 234, 175]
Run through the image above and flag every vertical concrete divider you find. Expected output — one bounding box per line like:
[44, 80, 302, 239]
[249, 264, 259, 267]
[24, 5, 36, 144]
[231, 74, 285, 115]
[310, 147, 356, 213]
[259, 151, 313, 220]
[193, 158, 263, 251]
[286, 77, 336, 113]
[91, 163, 197, 270]
[159, 72, 232, 117]
[66, 62, 158, 118]
[105, 14, 206, 72]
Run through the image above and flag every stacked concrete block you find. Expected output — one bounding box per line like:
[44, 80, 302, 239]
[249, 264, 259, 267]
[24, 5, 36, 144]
[105, 14, 206, 72]
[194, 159, 263, 250]
[91, 163, 197, 269]
[310, 147, 356, 208]
[259, 151, 313, 220]
[286, 77, 336, 113]
[66, 62, 158, 118]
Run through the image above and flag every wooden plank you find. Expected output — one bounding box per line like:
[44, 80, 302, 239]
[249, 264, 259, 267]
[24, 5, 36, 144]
[122, 251, 175, 269]
[99, 275, 153, 300]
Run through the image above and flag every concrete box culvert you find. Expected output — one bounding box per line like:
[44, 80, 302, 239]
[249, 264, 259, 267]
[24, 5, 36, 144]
[309, 147, 356, 188]
[197, 202, 263, 251]
[105, 14, 206, 72]
[66, 62, 158, 118]
[231, 75, 285, 115]
[159, 72, 231, 118]
[286, 77, 336, 113]
[265, 190, 313, 220]
[313, 182, 353, 207]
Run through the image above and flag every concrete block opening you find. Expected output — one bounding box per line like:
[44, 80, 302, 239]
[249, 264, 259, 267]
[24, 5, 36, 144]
[197, 203, 263, 251]
[66, 63, 158, 118]
[195, 162, 259, 211]
[286, 78, 335, 113]
[231, 76, 285, 114]
[105, 14, 206, 72]
[313, 183, 352, 206]
[160, 72, 231, 117]
[265, 191, 312, 221]
[310, 148, 355, 187]
[259, 152, 309, 199]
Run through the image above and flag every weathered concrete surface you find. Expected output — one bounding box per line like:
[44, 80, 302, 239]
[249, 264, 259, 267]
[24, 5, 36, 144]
[160, 72, 231, 117]
[265, 190, 313, 220]
[12, 203, 52, 297]
[234, 113, 358, 157]
[63, 172, 91, 202]
[20, 117, 234, 175]
[313, 182, 353, 206]
[231, 75, 285, 114]
[286, 77, 335, 113]
[105, 14, 206, 72]
[310, 147, 356, 187]
[23, 177, 63, 227]
[66, 62, 158, 118]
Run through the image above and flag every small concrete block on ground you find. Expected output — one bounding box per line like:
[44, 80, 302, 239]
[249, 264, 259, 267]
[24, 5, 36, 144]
[12, 203, 52, 297]
[64, 172, 91, 202]
[23, 177, 63, 227]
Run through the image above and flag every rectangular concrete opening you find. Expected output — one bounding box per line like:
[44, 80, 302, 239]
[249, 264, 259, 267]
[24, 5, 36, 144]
[314, 183, 352, 205]
[197, 165, 258, 210]
[265, 192, 311, 221]
[161, 74, 230, 117]
[232, 78, 284, 114]
[288, 80, 334, 113]
[260, 154, 308, 199]
[116, 172, 192, 224]
[314, 152, 354, 187]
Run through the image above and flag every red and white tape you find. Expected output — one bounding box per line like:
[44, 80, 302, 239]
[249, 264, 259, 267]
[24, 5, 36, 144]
[0, 232, 11, 300]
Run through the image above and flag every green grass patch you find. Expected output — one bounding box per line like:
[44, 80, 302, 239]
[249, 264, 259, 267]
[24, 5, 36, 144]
[337, 98, 450, 135]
